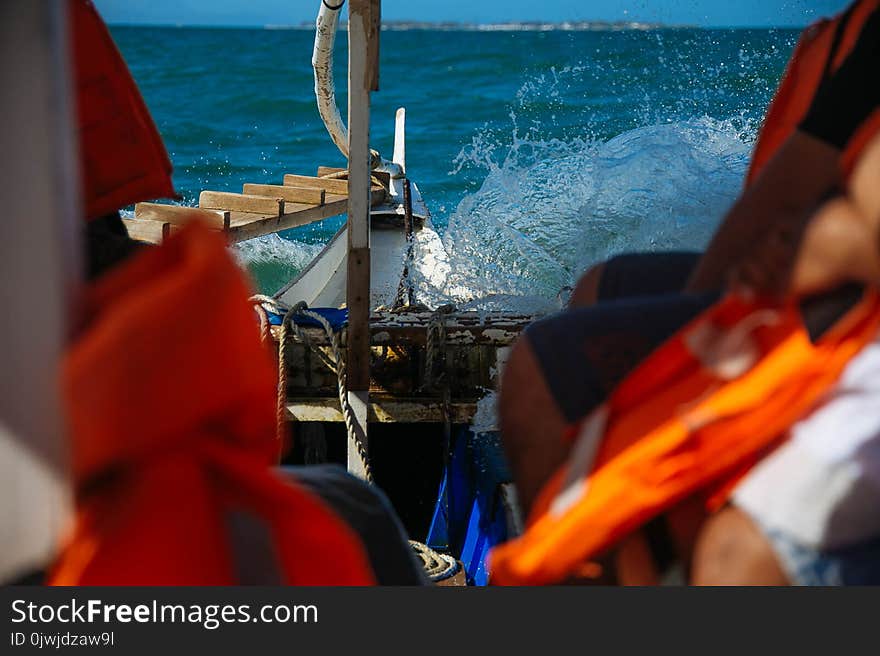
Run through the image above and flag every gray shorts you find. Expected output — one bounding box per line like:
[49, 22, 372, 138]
[526, 251, 715, 423]
[764, 525, 880, 586]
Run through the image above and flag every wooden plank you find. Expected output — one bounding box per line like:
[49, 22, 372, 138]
[122, 218, 173, 244]
[283, 173, 349, 195]
[135, 202, 230, 230]
[369, 0, 380, 92]
[199, 191, 282, 216]
[128, 176, 386, 245]
[346, 247, 372, 391]
[317, 166, 346, 177]
[285, 397, 479, 424]
[242, 183, 325, 207]
[224, 197, 350, 242]
[346, 0, 375, 479]
[218, 187, 384, 243]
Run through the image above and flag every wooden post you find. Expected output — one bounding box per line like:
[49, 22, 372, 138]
[0, 0, 76, 582]
[345, 0, 379, 479]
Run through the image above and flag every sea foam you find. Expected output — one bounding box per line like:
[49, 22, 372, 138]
[407, 58, 756, 313]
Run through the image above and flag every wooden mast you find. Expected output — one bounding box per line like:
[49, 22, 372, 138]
[345, 0, 380, 478]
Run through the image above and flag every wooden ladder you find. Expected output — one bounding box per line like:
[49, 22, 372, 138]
[123, 168, 388, 244]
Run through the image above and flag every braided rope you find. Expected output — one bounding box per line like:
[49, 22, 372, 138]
[251, 295, 292, 451]
[422, 304, 456, 392]
[250, 295, 373, 482]
[299, 307, 373, 484]
[409, 541, 460, 583]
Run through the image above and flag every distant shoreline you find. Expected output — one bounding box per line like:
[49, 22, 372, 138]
[109, 20, 803, 31]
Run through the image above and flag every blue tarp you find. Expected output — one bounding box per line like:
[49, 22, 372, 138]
[265, 307, 348, 331]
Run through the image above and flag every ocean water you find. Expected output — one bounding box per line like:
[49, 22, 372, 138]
[112, 26, 798, 309]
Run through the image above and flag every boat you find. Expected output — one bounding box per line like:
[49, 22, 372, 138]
[117, 0, 531, 585]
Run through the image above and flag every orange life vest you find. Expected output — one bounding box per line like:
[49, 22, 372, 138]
[50, 223, 375, 585]
[491, 290, 880, 585]
[747, 0, 880, 185]
[72, 0, 175, 220]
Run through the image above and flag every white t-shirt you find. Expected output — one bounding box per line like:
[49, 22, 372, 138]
[733, 335, 880, 550]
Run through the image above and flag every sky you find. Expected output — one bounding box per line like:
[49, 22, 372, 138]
[94, 0, 850, 28]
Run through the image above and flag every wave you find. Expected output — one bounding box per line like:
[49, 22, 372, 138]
[138, 115, 753, 310]
[234, 233, 322, 295]
[410, 115, 753, 313]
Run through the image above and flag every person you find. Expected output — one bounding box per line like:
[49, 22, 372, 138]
[502, 0, 880, 513]
[691, 123, 880, 586]
[50, 0, 426, 586]
[498, 0, 880, 583]
[491, 141, 880, 584]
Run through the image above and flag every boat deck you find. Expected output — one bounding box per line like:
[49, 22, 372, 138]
[124, 167, 536, 426]
[278, 310, 538, 424]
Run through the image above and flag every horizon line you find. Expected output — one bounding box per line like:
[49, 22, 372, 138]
[107, 20, 807, 31]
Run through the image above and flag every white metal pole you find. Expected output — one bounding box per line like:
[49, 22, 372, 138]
[0, 0, 78, 582]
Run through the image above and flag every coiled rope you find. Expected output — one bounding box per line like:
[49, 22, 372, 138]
[250, 295, 373, 482]
[409, 540, 460, 583]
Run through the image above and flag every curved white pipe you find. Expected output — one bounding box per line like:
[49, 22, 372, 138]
[313, 1, 349, 158]
[312, 2, 404, 183]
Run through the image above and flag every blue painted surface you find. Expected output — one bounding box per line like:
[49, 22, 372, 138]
[426, 475, 449, 550]
[266, 307, 348, 329]
[426, 427, 515, 586]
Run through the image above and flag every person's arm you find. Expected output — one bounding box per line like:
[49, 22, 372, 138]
[789, 195, 880, 297]
[792, 131, 880, 295]
[685, 131, 841, 293]
[849, 121, 880, 222]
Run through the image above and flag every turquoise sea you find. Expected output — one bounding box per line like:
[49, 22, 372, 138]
[112, 26, 799, 308]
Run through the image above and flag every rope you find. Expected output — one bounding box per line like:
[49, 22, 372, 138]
[320, 170, 351, 180]
[251, 295, 290, 450]
[419, 304, 457, 521]
[409, 541, 460, 583]
[422, 304, 456, 392]
[250, 295, 373, 483]
[393, 178, 417, 309]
